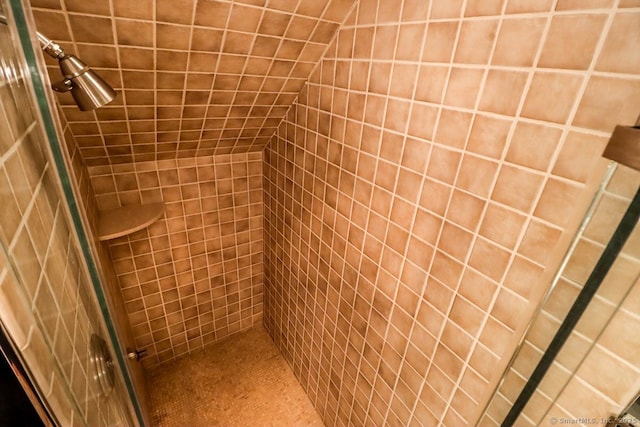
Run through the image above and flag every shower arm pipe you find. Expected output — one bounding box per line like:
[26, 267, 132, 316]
[0, 14, 66, 59]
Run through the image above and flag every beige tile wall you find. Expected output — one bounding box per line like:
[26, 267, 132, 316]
[263, 1, 640, 426]
[0, 7, 131, 426]
[28, 0, 356, 165]
[483, 163, 640, 426]
[88, 153, 264, 367]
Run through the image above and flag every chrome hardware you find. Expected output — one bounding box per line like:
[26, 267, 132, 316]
[89, 334, 115, 398]
[126, 348, 147, 362]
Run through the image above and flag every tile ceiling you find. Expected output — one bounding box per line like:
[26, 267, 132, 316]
[29, 0, 356, 166]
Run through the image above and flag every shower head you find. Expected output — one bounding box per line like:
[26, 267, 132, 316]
[38, 29, 117, 111]
[52, 54, 117, 111]
[0, 14, 116, 111]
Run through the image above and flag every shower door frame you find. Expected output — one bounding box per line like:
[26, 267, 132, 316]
[6, 0, 148, 425]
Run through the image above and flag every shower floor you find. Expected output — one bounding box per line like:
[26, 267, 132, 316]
[146, 325, 324, 427]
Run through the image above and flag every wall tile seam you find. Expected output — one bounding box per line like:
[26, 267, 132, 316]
[0, 121, 38, 165]
[194, 0, 333, 155]
[6, 169, 52, 257]
[281, 106, 612, 178]
[255, 1, 361, 153]
[263, 152, 574, 251]
[191, 4, 259, 156]
[311, 60, 640, 86]
[263, 149, 561, 307]
[285, 98, 624, 150]
[340, 8, 635, 30]
[32, 3, 350, 26]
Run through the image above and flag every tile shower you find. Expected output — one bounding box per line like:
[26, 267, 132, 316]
[0, 0, 637, 426]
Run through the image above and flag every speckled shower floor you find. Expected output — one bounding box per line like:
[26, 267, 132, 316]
[146, 325, 324, 427]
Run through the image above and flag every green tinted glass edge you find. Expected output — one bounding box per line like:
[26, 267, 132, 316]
[8, 1, 145, 425]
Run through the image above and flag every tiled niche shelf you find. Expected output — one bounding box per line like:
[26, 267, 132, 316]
[97, 202, 165, 241]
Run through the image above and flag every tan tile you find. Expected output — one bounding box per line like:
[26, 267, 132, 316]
[504, 255, 543, 299]
[454, 20, 499, 64]
[491, 288, 528, 330]
[465, 0, 505, 16]
[444, 68, 484, 109]
[156, 24, 192, 50]
[414, 65, 449, 104]
[422, 22, 459, 63]
[33, 10, 71, 42]
[426, 146, 461, 185]
[468, 238, 512, 282]
[596, 12, 640, 74]
[492, 17, 546, 67]
[505, 122, 562, 172]
[228, 4, 264, 33]
[573, 76, 640, 132]
[68, 14, 114, 44]
[402, 0, 430, 21]
[478, 70, 528, 116]
[467, 114, 512, 159]
[521, 72, 584, 124]
[407, 103, 438, 141]
[396, 24, 427, 61]
[492, 165, 545, 213]
[533, 178, 584, 228]
[456, 154, 499, 198]
[420, 178, 452, 217]
[480, 203, 527, 249]
[446, 190, 486, 231]
[518, 219, 562, 265]
[119, 47, 155, 70]
[372, 25, 398, 60]
[157, 0, 196, 25]
[478, 315, 514, 357]
[439, 221, 474, 261]
[116, 19, 154, 47]
[556, 0, 614, 9]
[113, 0, 154, 19]
[552, 131, 607, 183]
[538, 14, 607, 70]
[430, 0, 464, 19]
[434, 109, 472, 149]
[65, 0, 110, 14]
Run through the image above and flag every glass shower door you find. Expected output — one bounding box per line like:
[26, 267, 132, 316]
[481, 161, 640, 426]
[0, 1, 141, 425]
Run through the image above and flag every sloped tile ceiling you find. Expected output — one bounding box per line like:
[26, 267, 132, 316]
[29, 0, 356, 166]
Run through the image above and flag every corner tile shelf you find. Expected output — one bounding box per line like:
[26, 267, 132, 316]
[97, 202, 165, 241]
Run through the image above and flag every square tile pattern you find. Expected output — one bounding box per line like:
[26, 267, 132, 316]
[23, 0, 640, 426]
[262, 1, 640, 427]
[29, 0, 357, 165]
[89, 153, 264, 366]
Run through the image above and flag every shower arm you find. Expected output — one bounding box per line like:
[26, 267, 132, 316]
[0, 14, 80, 93]
[0, 14, 66, 58]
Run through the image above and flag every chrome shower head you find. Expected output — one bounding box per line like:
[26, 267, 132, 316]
[53, 54, 116, 111]
[0, 13, 117, 111]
